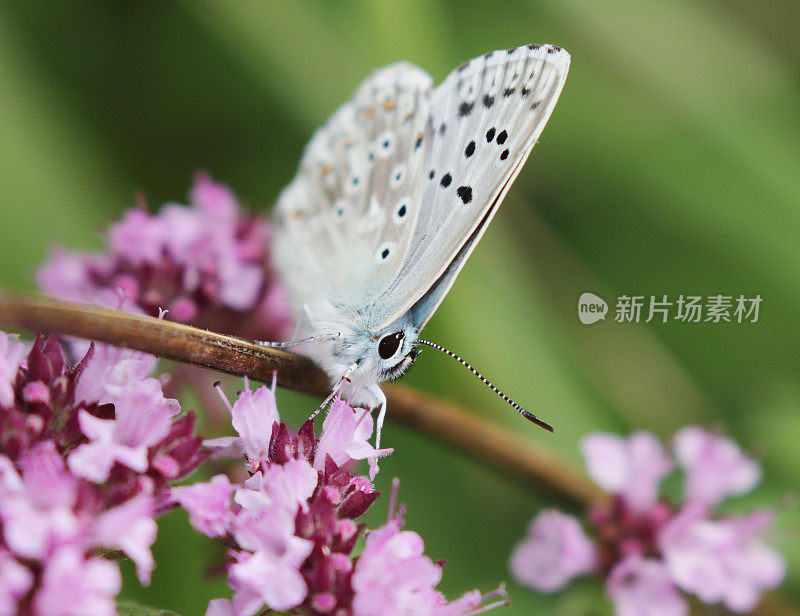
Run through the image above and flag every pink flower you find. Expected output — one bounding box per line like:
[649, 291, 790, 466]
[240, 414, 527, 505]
[33, 546, 121, 616]
[0, 549, 32, 616]
[35, 248, 97, 304]
[659, 507, 785, 612]
[205, 598, 234, 616]
[67, 410, 150, 481]
[352, 516, 491, 616]
[509, 510, 597, 591]
[92, 492, 158, 585]
[197, 390, 501, 616]
[513, 428, 784, 616]
[229, 486, 313, 614]
[172, 474, 235, 538]
[68, 344, 180, 482]
[0, 446, 80, 560]
[229, 538, 314, 614]
[244, 457, 318, 514]
[315, 397, 393, 478]
[230, 384, 279, 463]
[673, 426, 761, 508]
[581, 432, 672, 513]
[197, 386, 375, 615]
[0, 333, 26, 408]
[607, 556, 687, 616]
[0, 332, 208, 613]
[73, 343, 159, 406]
[352, 519, 446, 616]
[191, 171, 238, 219]
[37, 173, 292, 340]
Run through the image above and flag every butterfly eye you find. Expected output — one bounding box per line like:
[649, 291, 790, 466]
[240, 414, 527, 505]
[378, 332, 404, 360]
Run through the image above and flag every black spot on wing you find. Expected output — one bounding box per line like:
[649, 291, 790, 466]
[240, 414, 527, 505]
[521, 86, 531, 97]
[429, 169, 435, 179]
[486, 127, 496, 143]
[456, 186, 473, 204]
[500, 149, 509, 160]
[458, 101, 475, 117]
[496, 130, 508, 145]
[440, 173, 452, 188]
[465, 141, 476, 158]
[503, 87, 516, 97]
[439, 122, 447, 135]
[483, 94, 495, 108]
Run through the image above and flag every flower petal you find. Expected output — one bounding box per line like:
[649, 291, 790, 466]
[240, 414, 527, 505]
[607, 556, 687, 616]
[231, 385, 279, 461]
[581, 432, 672, 512]
[510, 510, 597, 592]
[673, 426, 761, 507]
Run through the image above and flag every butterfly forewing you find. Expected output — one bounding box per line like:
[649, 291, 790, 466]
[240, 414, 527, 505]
[370, 44, 570, 329]
[275, 63, 434, 310]
[275, 44, 569, 338]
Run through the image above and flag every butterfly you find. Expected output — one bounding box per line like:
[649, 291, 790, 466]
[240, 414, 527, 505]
[271, 43, 570, 451]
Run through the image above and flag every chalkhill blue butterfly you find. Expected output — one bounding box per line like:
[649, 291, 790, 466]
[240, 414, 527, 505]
[269, 43, 570, 451]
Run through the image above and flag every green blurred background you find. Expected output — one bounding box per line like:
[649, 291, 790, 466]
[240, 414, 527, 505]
[1, 1, 798, 614]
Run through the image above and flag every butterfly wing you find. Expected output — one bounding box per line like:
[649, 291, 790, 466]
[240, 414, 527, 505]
[275, 44, 570, 337]
[274, 63, 434, 316]
[371, 44, 570, 330]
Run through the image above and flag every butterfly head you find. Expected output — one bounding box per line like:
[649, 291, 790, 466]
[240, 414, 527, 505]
[374, 327, 420, 381]
[298, 299, 421, 390]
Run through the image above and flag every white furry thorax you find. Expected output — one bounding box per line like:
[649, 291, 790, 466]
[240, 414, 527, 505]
[298, 297, 419, 405]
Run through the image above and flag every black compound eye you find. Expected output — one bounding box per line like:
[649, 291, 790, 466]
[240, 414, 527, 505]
[378, 332, 404, 360]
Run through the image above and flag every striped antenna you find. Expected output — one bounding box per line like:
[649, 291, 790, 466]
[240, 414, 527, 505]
[416, 339, 553, 432]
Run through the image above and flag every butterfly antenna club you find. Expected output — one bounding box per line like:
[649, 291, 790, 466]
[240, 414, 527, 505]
[416, 339, 553, 432]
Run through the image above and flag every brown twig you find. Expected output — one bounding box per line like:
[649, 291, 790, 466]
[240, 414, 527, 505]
[0, 289, 598, 506]
[0, 291, 330, 395]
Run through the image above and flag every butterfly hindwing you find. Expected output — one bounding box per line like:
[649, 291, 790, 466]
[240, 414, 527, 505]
[274, 63, 434, 311]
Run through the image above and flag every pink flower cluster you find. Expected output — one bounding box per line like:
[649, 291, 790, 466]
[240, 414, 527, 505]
[175, 380, 503, 616]
[0, 331, 207, 616]
[510, 429, 785, 616]
[37, 173, 291, 341]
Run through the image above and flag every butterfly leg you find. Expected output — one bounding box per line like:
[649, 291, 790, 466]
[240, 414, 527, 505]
[365, 383, 388, 450]
[255, 303, 341, 349]
[255, 332, 340, 350]
[308, 362, 357, 421]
